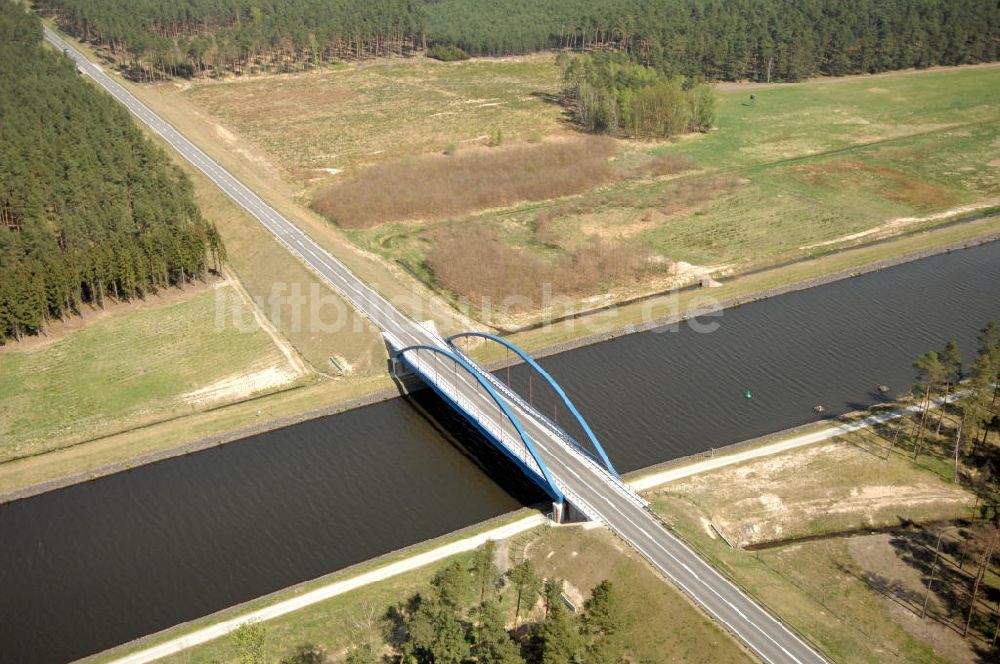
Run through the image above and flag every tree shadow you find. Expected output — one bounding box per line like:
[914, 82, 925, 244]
[838, 426, 892, 460]
[798, 530, 1000, 663]
[529, 91, 579, 128]
[382, 601, 411, 654]
[529, 91, 561, 105]
[280, 643, 327, 664]
[880, 527, 1000, 660]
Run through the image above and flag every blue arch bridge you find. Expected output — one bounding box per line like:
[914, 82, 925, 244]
[387, 329, 641, 522]
[384, 326, 825, 662]
[49, 21, 825, 659]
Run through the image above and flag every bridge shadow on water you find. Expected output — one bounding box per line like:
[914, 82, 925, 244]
[392, 377, 549, 511]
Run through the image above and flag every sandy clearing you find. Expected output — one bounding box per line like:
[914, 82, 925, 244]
[214, 123, 236, 142]
[182, 365, 299, 405]
[629, 392, 962, 491]
[676, 434, 972, 546]
[712, 478, 969, 542]
[829, 483, 969, 514]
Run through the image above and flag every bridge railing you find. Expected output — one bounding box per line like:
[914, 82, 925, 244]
[446, 332, 620, 478]
[493, 374, 649, 510]
[386, 333, 545, 480]
[554, 481, 603, 523]
[448, 342, 649, 510]
[389, 330, 648, 517]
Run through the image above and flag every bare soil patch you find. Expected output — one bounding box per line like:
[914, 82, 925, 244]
[658, 441, 974, 547]
[182, 365, 300, 405]
[311, 137, 617, 229]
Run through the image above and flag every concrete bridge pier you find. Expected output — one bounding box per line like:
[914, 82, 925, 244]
[553, 500, 595, 525]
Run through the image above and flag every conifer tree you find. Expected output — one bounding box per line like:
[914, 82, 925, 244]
[0, 2, 223, 342]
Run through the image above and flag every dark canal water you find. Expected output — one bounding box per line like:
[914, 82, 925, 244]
[2, 241, 998, 662]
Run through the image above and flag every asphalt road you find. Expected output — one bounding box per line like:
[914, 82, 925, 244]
[46, 27, 827, 664]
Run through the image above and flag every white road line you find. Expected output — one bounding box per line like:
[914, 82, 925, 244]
[49, 26, 824, 664]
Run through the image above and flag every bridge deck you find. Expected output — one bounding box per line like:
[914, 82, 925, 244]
[389, 332, 823, 664]
[48, 25, 825, 664]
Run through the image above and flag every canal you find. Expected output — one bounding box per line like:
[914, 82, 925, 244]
[1, 240, 998, 662]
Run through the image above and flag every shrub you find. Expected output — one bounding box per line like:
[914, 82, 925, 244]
[426, 44, 470, 61]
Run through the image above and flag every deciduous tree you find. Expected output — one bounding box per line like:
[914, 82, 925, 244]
[231, 620, 267, 664]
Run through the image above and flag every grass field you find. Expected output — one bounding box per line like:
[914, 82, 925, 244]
[0, 284, 302, 462]
[0, 24, 477, 497]
[183, 59, 999, 324]
[184, 55, 567, 193]
[96, 522, 750, 664]
[522, 525, 752, 663]
[191, 166, 387, 376]
[645, 431, 985, 663]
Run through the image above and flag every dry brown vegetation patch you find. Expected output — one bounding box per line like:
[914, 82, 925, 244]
[796, 159, 956, 211]
[311, 137, 617, 229]
[425, 224, 659, 311]
[660, 173, 743, 216]
[635, 152, 696, 178]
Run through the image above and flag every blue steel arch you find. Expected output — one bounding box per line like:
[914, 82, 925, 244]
[394, 343, 564, 504]
[447, 332, 620, 478]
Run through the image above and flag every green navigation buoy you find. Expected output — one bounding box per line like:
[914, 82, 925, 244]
[745, 388, 753, 400]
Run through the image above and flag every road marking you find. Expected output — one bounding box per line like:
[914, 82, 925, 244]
[50, 26, 822, 663]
